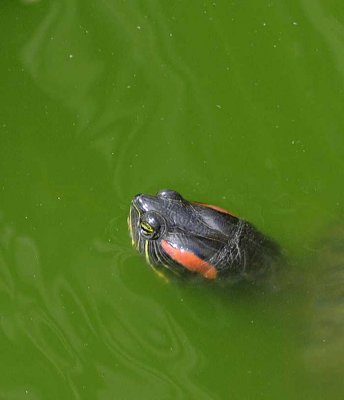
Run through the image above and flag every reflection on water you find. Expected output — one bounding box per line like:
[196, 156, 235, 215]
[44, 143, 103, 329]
[304, 224, 344, 394]
[0, 215, 215, 398]
[21, 0, 103, 132]
[20, 0, 217, 204]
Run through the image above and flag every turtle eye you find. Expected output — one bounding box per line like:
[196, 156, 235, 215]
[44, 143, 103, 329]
[157, 189, 182, 200]
[140, 221, 155, 238]
[139, 212, 162, 239]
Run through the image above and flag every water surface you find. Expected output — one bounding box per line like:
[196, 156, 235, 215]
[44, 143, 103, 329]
[1, 1, 344, 399]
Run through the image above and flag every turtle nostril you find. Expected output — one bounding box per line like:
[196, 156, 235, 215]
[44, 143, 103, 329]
[133, 193, 142, 201]
[132, 194, 147, 211]
[132, 194, 141, 206]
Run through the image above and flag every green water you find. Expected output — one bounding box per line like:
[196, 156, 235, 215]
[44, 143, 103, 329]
[1, 1, 344, 399]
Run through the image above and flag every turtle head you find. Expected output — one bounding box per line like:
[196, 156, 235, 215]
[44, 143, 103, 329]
[128, 189, 242, 280]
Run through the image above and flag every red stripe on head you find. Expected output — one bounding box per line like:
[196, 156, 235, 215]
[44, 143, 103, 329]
[193, 201, 236, 217]
[161, 240, 217, 280]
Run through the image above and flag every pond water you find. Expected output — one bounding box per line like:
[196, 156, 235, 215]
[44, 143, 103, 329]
[1, 1, 343, 399]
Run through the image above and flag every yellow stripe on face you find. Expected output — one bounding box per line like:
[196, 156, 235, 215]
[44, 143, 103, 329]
[144, 240, 150, 264]
[144, 240, 170, 279]
[128, 209, 135, 246]
[131, 203, 142, 251]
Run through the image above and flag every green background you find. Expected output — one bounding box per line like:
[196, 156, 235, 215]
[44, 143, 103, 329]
[1, 0, 343, 399]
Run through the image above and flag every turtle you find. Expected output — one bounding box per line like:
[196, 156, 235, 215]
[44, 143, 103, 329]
[128, 189, 280, 282]
[128, 192, 344, 386]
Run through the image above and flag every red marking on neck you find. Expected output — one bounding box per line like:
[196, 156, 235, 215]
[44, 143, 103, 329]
[161, 240, 217, 280]
[193, 201, 236, 217]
